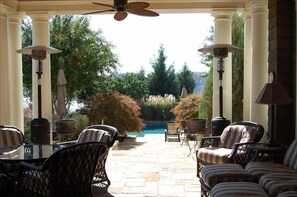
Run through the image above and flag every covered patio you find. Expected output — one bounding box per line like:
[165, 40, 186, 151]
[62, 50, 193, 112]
[0, 0, 295, 147]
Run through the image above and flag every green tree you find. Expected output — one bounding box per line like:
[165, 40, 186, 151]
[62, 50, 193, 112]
[199, 26, 214, 125]
[148, 45, 179, 97]
[232, 13, 244, 121]
[21, 15, 118, 108]
[109, 70, 149, 101]
[177, 63, 196, 95]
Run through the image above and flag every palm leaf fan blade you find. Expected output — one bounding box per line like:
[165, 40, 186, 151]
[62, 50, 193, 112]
[127, 2, 150, 9]
[114, 11, 128, 21]
[129, 9, 159, 17]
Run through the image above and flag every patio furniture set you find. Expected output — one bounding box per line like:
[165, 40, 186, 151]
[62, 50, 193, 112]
[196, 121, 297, 197]
[0, 124, 118, 196]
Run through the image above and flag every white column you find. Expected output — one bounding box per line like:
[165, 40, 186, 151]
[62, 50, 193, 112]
[212, 11, 233, 120]
[8, 15, 24, 131]
[31, 14, 53, 142]
[243, 12, 252, 120]
[0, 6, 12, 124]
[249, 1, 269, 133]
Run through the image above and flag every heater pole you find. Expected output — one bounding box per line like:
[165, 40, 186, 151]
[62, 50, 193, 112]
[37, 60, 43, 118]
[217, 57, 224, 117]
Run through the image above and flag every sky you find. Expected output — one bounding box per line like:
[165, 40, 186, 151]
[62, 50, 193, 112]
[89, 12, 214, 74]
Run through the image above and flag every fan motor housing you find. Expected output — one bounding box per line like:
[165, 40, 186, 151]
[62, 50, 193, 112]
[115, 0, 127, 8]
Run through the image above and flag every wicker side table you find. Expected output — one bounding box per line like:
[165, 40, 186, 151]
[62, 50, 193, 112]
[250, 143, 288, 163]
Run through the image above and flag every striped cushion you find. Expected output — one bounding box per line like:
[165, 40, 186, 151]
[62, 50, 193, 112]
[283, 140, 297, 170]
[197, 147, 233, 164]
[245, 162, 296, 179]
[77, 128, 111, 144]
[0, 127, 23, 147]
[277, 191, 297, 197]
[259, 172, 297, 197]
[201, 164, 256, 188]
[220, 125, 244, 148]
[220, 125, 256, 148]
[210, 182, 268, 197]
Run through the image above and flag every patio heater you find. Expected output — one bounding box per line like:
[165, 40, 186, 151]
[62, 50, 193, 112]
[198, 44, 243, 136]
[17, 45, 62, 144]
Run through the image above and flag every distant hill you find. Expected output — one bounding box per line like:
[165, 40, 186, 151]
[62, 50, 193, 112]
[193, 72, 208, 93]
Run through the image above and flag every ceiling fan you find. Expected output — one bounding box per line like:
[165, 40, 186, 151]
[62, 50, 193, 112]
[84, 0, 159, 21]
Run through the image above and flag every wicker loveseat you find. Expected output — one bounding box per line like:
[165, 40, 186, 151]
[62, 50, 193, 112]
[201, 139, 297, 197]
[244, 139, 297, 197]
[196, 121, 264, 176]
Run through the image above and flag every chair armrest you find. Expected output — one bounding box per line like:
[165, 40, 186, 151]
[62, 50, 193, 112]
[19, 161, 42, 171]
[228, 141, 255, 165]
[199, 136, 220, 148]
[57, 140, 77, 147]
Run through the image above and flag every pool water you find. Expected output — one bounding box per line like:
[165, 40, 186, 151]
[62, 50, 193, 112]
[128, 122, 166, 137]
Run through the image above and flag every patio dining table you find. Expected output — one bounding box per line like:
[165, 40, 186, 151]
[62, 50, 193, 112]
[0, 144, 60, 162]
[0, 144, 61, 180]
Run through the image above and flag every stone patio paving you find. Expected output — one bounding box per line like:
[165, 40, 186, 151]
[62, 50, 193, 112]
[92, 134, 201, 197]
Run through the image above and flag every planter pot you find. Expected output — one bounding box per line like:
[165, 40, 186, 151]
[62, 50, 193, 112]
[55, 119, 76, 134]
[186, 118, 206, 134]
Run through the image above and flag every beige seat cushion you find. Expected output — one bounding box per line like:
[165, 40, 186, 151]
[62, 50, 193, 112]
[197, 147, 233, 164]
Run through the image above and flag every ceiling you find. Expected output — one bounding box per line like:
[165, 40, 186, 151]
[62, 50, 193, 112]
[1, 0, 252, 15]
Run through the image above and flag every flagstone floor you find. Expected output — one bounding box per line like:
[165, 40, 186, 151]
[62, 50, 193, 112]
[92, 134, 201, 197]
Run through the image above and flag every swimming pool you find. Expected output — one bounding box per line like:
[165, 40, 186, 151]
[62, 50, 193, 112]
[128, 122, 167, 137]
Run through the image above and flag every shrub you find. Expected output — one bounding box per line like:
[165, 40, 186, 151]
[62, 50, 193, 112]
[171, 94, 202, 126]
[140, 94, 176, 121]
[84, 92, 145, 135]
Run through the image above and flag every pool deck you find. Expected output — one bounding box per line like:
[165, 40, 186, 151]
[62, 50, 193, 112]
[92, 134, 201, 197]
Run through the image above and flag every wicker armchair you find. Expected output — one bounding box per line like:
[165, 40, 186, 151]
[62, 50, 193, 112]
[16, 142, 107, 197]
[58, 124, 118, 188]
[196, 121, 264, 177]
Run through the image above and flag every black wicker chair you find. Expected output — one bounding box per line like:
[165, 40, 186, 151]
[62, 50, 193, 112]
[85, 125, 118, 188]
[16, 142, 107, 197]
[58, 124, 118, 189]
[196, 121, 264, 177]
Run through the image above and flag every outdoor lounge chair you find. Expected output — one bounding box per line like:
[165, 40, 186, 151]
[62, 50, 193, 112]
[196, 121, 264, 176]
[16, 142, 107, 197]
[165, 122, 180, 142]
[58, 124, 118, 189]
